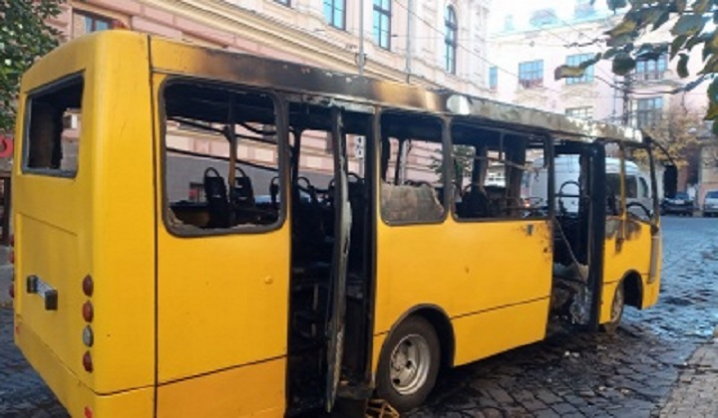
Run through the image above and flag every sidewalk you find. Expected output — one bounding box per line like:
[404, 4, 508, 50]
[659, 329, 718, 417]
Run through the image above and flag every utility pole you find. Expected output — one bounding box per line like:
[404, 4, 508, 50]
[621, 73, 633, 126]
[405, 0, 413, 83]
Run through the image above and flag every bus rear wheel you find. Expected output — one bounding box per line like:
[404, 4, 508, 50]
[601, 281, 625, 334]
[376, 316, 440, 412]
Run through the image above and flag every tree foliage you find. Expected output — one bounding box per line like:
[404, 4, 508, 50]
[0, 0, 64, 134]
[556, 1, 718, 129]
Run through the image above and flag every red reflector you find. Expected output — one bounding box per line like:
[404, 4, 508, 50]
[9, 234, 14, 247]
[83, 351, 93, 372]
[82, 275, 94, 297]
[83, 301, 94, 322]
[84, 406, 93, 418]
[8, 282, 13, 299]
[8, 250, 13, 264]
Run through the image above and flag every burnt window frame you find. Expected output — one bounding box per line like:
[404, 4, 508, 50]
[158, 76, 289, 238]
[22, 73, 85, 179]
[448, 119, 552, 223]
[378, 109, 450, 227]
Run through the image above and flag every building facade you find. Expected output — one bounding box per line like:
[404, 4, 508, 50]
[39, 0, 491, 201]
[488, 0, 713, 200]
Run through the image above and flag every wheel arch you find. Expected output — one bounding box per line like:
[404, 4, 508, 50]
[621, 270, 644, 309]
[381, 304, 456, 370]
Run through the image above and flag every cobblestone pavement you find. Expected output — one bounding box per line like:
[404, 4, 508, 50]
[1, 217, 717, 417]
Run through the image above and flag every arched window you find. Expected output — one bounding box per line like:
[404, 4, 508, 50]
[445, 6, 457, 74]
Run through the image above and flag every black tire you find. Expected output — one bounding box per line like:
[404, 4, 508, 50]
[601, 281, 625, 334]
[376, 316, 441, 412]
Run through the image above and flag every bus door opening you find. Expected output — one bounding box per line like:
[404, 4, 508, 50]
[549, 142, 606, 330]
[285, 102, 375, 415]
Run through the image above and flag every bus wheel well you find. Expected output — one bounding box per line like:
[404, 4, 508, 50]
[622, 271, 643, 309]
[411, 308, 455, 370]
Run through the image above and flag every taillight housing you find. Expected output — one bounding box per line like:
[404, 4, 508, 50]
[83, 351, 93, 372]
[82, 301, 94, 322]
[82, 275, 93, 297]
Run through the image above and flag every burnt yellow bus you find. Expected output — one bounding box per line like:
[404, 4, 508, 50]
[10, 31, 672, 417]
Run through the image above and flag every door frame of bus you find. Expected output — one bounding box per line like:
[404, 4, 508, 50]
[552, 141, 606, 331]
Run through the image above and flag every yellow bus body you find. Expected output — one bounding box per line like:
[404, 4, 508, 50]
[12, 31, 662, 417]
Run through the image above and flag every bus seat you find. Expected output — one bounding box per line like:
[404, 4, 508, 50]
[203, 168, 232, 228]
[381, 183, 444, 223]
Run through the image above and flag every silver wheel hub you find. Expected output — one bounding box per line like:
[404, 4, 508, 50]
[389, 334, 431, 395]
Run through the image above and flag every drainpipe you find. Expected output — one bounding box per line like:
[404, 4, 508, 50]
[359, 0, 365, 76]
[405, 0, 413, 83]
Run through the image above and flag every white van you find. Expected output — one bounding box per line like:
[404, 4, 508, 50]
[525, 156, 653, 215]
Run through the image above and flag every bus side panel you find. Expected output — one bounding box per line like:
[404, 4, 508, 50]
[13, 31, 156, 401]
[90, 32, 157, 394]
[452, 298, 550, 366]
[149, 72, 290, 415]
[374, 218, 552, 365]
[157, 358, 285, 418]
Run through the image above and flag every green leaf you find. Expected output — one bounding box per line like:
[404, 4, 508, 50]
[677, 53, 690, 78]
[602, 47, 621, 60]
[686, 32, 713, 51]
[606, 0, 628, 11]
[699, 55, 718, 74]
[553, 53, 601, 80]
[670, 34, 689, 59]
[605, 18, 638, 38]
[670, 14, 708, 37]
[607, 32, 636, 47]
[692, 0, 711, 14]
[675, 0, 688, 13]
[612, 53, 636, 75]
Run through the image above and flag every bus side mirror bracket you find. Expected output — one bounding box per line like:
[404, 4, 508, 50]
[663, 165, 677, 200]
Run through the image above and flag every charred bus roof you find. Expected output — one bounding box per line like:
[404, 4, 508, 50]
[79, 31, 640, 144]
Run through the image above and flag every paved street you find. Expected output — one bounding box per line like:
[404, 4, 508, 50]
[1, 217, 717, 417]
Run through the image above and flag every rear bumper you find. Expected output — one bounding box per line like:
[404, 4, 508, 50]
[14, 315, 153, 418]
[662, 205, 693, 213]
[703, 206, 718, 214]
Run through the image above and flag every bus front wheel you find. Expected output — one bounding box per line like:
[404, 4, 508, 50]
[376, 316, 440, 412]
[601, 281, 625, 334]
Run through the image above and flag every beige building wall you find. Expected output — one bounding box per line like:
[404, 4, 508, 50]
[44, 0, 491, 198]
[488, 0, 712, 197]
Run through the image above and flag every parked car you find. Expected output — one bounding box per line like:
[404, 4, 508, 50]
[703, 190, 718, 217]
[661, 192, 694, 216]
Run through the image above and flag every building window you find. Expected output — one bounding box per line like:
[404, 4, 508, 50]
[445, 6, 458, 74]
[574, 0, 595, 18]
[373, 0, 391, 50]
[489, 66, 498, 90]
[565, 53, 595, 84]
[636, 97, 663, 128]
[530, 8, 557, 27]
[274, 0, 290, 5]
[566, 107, 593, 119]
[518, 60, 543, 88]
[73, 11, 112, 38]
[503, 15, 514, 31]
[324, 0, 346, 29]
[635, 55, 667, 81]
